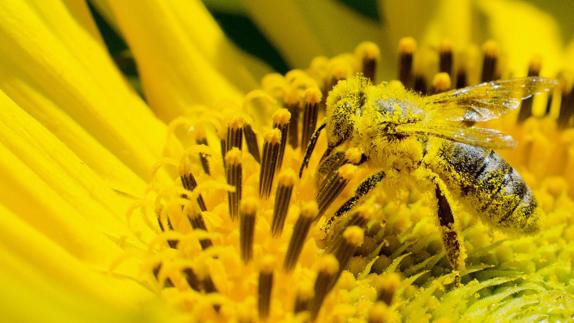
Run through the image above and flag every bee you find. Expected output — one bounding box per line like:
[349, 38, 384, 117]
[300, 76, 557, 271]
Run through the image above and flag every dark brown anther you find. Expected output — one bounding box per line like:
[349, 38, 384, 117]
[301, 88, 322, 150]
[239, 198, 257, 263]
[431, 73, 451, 94]
[398, 37, 416, 89]
[179, 159, 208, 212]
[225, 148, 243, 220]
[272, 109, 291, 171]
[157, 213, 179, 248]
[439, 40, 453, 78]
[309, 255, 340, 320]
[185, 205, 213, 250]
[243, 123, 261, 163]
[271, 170, 296, 237]
[414, 74, 427, 94]
[316, 164, 357, 217]
[481, 40, 498, 82]
[375, 273, 401, 305]
[258, 257, 275, 319]
[558, 86, 574, 129]
[226, 116, 245, 153]
[517, 57, 542, 123]
[152, 263, 174, 288]
[332, 226, 364, 279]
[455, 69, 467, 89]
[545, 92, 554, 116]
[293, 283, 313, 314]
[356, 41, 380, 83]
[182, 267, 202, 291]
[283, 202, 318, 272]
[259, 129, 282, 199]
[195, 127, 211, 175]
[285, 93, 300, 150]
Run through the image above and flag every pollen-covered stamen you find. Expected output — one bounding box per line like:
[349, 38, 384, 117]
[481, 40, 498, 82]
[431, 72, 451, 94]
[285, 92, 301, 150]
[293, 283, 313, 314]
[283, 202, 318, 272]
[316, 164, 357, 217]
[439, 40, 453, 78]
[272, 109, 291, 171]
[240, 198, 257, 263]
[258, 256, 275, 319]
[309, 255, 340, 320]
[179, 158, 207, 211]
[414, 74, 427, 94]
[517, 58, 542, 123]
[259, 129, 282, 199]
[226, 116, 245, 154]
[332, 226, 364, 277]
[345, 205, 375, 230]
[368, 302, 395, 323]
[318, 148, 362, 189]
[558, 86, 574, 128]
[301, 88, 322, 150]
[455, 67, 468, 89]
[244, 123, 261, 163]
[195, 127, 211, 175]
[356, 41, 380, 82]
[271, 169, 296, 237]
[225, 148, 243, 220]
[398, 37, 416, 89]
[184, 204, 213, 250]
[375, 273, 401, 305]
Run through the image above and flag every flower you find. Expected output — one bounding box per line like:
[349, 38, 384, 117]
[1, 0, 574, 322]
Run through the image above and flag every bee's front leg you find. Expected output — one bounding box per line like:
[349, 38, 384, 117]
[434, 182, 465, 284]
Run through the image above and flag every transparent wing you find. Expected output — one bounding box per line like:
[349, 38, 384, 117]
[398, 122, 517, 149]
[423, 77, 558, 122]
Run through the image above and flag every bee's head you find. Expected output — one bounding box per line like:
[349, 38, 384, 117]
[325, 76, 370, 147]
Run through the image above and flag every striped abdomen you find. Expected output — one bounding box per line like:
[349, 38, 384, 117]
[427, 141, 539, 233]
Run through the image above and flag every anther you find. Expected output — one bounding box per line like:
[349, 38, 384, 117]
[558, 86, 574, 129]
[285, 91, 301, 149]
[301, 88, 322, 150]
[356, 41, 380, 82]
[517, 57, 542, 123]
[182, 267, 202, 291]
[368, 302, 395, 323]
[243, 123, 261, 163]
[225, 148, 243, 220]
[157, 214, 179, 248]
[431, 72, 451, 94]
[258, 256, 275, 319]
[239, 198, 257, 263]
[271, 169, 296, 237]
[333, 226, 364, 276]
[293, 282, 313, 314]
[316, 164, 357, 217]
[272, 109, 291, 171]
[481, 40, 498, 82]
[375, 272, 401, 305]
[438, 40, 453, 77]
[414, 74, 427, 94]
[455, 68, 468, 89]
[347, 205, 375, 229]
[283, 202, 318, 272]
[179, 158, 208, 211]
[185, 205, 213, 250]
[153, 263, 175, 287]
[327, 61, 352, 92]
[226, 116, 245, 154]
[259, 129, 282, 199]
[309, 255, 340, 320]
[195, 127, 211, 175]
[398, 37, 416, 88]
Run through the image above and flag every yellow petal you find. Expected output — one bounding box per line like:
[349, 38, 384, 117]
[241, 0, 384, 70]
[0, 0, 166, 179]
[105, 0, 269, 121]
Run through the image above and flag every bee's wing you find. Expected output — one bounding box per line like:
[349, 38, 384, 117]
[398, 122, 517, 149]
[423, 77, 558, 122]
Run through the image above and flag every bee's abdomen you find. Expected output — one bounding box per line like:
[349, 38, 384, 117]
[428, 141, 539, 233]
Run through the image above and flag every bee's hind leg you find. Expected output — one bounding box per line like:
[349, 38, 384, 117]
[434, 181, 465, 284]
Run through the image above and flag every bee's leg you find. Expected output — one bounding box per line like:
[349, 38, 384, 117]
[324, 170, 386, 229]
[299, 122, 326, 178]
[434, 182, 465, 284]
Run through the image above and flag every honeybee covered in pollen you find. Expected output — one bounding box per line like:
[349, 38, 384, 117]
[300, 75, 558, 272]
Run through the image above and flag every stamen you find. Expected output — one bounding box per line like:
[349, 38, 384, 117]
[455, 68, 468, 89]
[153, 263, 174, 287]
[285, 91, 301, 149]
[398, 37, 416, 89]
[346, 205, 375, 229]
[301, 88, 322, 150]
[327, 61, 352, 93]
[225, 148, 243, 220]
[481, 40, 498, 82]
[431, 72, 451, 94]
[226, 116, 245, 153]
[272, 109, 291, 171]
[240, 198, 257, 263]
[243, 123, 261, 163]
[414, 74, 427, 94]
[293, 282, 313, 314]
[157, 213, 178, 248]
[439, 40, 453, 78]
[375, 273, 401, 305]
[182, 267, 202, 291]
[179, 158, 208, 211]
[184, 205, 213, 250]
[283, 202, 318, 272]
[258, 256, 275, 319]
[368, 302, 395, 323]
[316, 164, 357, 217]
[271, 169, 296, 237]
[517, 57, 542, 123]
[195, 127, 211, 175]
[259, 129, 282, 199]
[309, 255, 340, 320]
[356, 41, 380, 82]
[333, 226, 364, 275]
[558, 86, 574, 129]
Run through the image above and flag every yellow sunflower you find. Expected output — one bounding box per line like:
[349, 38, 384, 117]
[1, 0, 573, 322]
